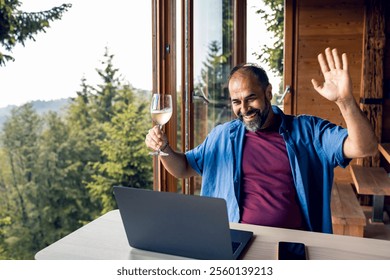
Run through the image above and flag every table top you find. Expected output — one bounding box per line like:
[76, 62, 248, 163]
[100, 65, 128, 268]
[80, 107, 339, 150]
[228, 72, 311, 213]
[35, 210, 390, 260]
[378, 143, 390, 164]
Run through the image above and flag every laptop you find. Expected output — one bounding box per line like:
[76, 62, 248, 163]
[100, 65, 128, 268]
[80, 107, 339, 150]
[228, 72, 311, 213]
[113, 186, 253, 260]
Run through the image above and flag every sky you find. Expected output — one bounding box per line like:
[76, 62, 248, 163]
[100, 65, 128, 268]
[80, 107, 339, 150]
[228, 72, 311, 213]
[0, 0, 152, 108]
[0, 0, 277, 108]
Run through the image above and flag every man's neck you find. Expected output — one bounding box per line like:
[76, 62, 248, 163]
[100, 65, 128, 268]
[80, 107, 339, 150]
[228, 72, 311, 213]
[259, 107, 279, 131]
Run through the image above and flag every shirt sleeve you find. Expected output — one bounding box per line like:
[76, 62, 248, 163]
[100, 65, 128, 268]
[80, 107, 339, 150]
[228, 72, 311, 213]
[314, 118, 351, 168]
[185, 144, 205, 175]
[185, 122, 230, 176]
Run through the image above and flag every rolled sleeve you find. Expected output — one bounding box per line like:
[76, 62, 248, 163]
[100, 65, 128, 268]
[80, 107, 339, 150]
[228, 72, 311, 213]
[314, 118, 351, 168]
[185, 149, 202, 175]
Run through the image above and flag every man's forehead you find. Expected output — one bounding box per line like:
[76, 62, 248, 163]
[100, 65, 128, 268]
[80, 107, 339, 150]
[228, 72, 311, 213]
[230, 92, 258, 100]
[229, 70, 261, 86]
[230, 68, 254, 79]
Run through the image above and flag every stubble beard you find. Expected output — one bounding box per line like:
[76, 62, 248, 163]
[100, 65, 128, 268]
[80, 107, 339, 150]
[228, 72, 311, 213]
[239, 103, 270, 132]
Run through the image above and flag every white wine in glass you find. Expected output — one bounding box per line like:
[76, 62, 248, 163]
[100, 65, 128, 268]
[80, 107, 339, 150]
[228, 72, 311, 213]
[149, 93, 173, 156]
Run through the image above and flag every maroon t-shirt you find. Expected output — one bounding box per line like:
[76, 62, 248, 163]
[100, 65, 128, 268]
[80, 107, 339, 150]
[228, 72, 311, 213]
[240, 128, 303, 230]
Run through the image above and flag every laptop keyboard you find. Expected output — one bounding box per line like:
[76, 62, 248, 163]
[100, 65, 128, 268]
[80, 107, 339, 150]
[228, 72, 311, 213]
[232, 241, 241, 253]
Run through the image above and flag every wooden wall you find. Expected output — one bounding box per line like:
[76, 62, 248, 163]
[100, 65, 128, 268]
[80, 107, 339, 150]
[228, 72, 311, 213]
[293, 0, 365, 126]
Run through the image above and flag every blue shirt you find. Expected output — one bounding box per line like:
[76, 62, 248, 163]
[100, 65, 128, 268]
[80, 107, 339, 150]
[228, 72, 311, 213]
[185, 106, 350, 233]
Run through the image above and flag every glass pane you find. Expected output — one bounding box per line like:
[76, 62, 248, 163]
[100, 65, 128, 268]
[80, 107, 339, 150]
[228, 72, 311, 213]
[193, 0, 234, 193]
[246, 0, 283, 108]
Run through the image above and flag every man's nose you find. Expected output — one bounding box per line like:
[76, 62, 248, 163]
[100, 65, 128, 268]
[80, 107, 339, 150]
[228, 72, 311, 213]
[240, 103, 249, 115]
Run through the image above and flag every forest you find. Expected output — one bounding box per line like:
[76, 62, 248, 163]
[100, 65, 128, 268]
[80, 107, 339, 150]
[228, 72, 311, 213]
[0, 50, 153, 259]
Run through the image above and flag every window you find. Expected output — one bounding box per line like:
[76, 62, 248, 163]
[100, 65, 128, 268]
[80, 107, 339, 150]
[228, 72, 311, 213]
[153, 0, 246, 193]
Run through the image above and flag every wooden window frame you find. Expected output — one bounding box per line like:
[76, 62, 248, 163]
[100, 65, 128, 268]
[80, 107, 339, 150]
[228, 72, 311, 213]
[283, 0, 297, 115]
[152, 0, 246, 193]
[152, 0, 177, 192]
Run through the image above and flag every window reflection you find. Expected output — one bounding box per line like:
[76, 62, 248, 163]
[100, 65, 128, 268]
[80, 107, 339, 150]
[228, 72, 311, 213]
[193, 0, 234, 192]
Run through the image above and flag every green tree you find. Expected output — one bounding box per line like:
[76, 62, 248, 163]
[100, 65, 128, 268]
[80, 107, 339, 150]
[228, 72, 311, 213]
[0, 216, 11, 259]
[34, 112, 97, 246]
[68, 48, 153, 215]
[88, 86, 152, 213]
[0, 0, 71, 66]
[0, 48, 153, 259]
[65, 50, 123, 210]
[0, 104, 43, 259]
[65, 78, 105, 217]
[253, 0, 284, 77]
[0, 105, 98, 259]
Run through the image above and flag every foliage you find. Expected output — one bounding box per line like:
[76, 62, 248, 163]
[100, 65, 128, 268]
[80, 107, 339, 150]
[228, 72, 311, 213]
[253, 0, 284, 77]
[71, 48, 153, 215]
[0, 0, 71, 66]
[0, 48, 152, 259]
[0, 104, 43, 259]
[36, 112, 97, 239]
[88, 89, 152, 213]
[0, 105, 95, 259]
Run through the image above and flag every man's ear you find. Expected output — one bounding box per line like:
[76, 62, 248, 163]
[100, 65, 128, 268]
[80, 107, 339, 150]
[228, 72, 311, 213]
[265, 84, 273, 101]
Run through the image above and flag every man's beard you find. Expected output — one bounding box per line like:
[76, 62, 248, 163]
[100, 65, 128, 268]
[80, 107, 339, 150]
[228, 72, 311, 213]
[238, 103, 270, 132]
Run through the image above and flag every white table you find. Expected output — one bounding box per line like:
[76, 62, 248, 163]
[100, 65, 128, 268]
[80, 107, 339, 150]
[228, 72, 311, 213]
[35, 210, 390, 260]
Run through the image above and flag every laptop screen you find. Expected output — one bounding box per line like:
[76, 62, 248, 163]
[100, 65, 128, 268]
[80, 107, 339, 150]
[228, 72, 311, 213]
[113, 186, 253, 259]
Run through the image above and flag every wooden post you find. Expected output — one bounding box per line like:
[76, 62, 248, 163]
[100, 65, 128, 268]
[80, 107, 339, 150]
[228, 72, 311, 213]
[358, 0, 385, 167]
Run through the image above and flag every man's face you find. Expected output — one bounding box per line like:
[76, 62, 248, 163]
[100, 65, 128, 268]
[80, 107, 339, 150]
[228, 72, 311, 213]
[229, 71, 272, 132]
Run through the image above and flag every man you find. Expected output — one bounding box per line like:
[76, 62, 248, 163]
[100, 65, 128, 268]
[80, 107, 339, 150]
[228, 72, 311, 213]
[145, 48, 377, 233]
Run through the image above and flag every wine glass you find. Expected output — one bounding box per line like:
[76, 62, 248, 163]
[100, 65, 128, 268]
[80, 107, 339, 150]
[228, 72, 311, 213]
[149, 93, 173, 156]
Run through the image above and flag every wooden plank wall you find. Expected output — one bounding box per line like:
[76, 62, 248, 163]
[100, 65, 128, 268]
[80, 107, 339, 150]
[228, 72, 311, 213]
[295, 0, 364, 125]
[293, 0, 365, 181]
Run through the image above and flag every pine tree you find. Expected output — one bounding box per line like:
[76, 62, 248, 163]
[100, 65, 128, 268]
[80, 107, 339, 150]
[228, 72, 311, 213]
[0, 0, 71, 65]
[68, 48, 153, 215]
[88, 85, 153, 213]
[0, 49, 153, 259]
[35, 112, 97, 247]
[0, 104, 42, 259]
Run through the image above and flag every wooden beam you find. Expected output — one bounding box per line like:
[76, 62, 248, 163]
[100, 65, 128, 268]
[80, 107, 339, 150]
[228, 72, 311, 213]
[358, 0, 385, 167]
[233, 0, 247, 66]
[283, 0, 297, 115]
[152, 0, 177, 192]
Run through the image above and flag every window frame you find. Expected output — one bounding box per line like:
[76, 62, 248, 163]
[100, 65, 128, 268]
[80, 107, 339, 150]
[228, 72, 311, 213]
[152, 0, 247, 193]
